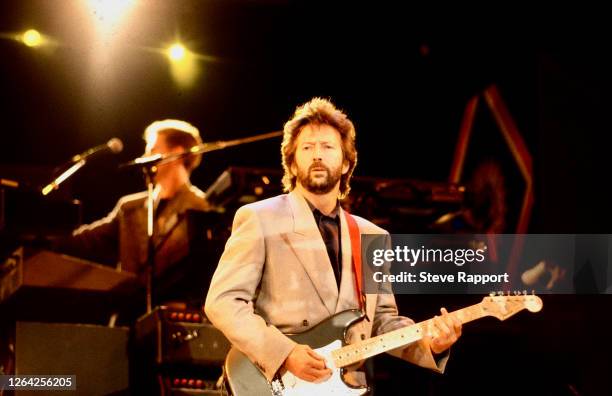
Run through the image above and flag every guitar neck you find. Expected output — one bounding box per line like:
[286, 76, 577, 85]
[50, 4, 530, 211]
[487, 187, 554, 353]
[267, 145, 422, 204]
[331, 302, 485, 368]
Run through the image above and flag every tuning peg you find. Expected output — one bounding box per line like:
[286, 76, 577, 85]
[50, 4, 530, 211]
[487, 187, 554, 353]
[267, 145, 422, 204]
[522, 290, 527, 295]
[497, 291, 504, 296]
[489, 292, 495, 297]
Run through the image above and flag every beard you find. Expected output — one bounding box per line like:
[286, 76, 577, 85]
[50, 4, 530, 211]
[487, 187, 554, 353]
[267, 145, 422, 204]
[296, 161, 343, 194]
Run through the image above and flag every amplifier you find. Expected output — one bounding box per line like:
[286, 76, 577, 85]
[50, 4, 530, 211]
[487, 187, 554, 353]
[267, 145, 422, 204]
[133, 305, 231, 366]
[158, 374, 224, 395]
[131, 361, 225, 395]
[10, 321, 130, 396]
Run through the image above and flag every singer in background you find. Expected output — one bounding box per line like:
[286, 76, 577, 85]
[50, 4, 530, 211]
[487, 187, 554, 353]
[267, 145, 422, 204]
[54, 119, 214, 306]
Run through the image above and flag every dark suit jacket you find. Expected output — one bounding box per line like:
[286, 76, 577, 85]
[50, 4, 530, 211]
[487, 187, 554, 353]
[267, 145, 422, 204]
[57, 184, 210, 277]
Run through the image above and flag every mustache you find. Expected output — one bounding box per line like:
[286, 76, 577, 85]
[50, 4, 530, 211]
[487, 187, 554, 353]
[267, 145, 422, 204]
[309, 163, 329, 172]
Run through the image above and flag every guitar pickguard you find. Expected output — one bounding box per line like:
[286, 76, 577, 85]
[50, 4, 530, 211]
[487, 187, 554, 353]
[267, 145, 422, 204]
[278, 340, 366, 396]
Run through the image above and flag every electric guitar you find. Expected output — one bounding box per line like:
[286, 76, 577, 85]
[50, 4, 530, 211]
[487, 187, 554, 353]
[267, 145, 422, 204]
[224, 292, 543, 396]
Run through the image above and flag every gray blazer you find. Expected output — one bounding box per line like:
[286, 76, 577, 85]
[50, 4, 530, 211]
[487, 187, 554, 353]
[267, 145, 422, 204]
[205, 190, 446, 382]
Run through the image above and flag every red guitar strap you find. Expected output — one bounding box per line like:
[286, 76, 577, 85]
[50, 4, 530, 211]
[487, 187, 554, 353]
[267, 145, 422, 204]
[344, 210, 365, 311]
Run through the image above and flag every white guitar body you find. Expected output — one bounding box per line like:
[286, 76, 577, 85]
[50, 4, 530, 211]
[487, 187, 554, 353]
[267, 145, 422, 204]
[278, 340, 367, 396]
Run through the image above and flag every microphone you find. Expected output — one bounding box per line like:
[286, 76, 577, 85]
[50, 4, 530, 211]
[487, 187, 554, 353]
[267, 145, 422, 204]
[41, 138, 124, 195]
[71, 137, 123, 162]
[118, 153, 165, 169]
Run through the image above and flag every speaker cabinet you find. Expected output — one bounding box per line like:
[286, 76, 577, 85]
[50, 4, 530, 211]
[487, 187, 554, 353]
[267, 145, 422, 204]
[14, 322, 129, 396]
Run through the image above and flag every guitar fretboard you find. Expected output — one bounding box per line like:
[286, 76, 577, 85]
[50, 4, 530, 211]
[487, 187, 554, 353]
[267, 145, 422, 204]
[331, 302, 485, 368]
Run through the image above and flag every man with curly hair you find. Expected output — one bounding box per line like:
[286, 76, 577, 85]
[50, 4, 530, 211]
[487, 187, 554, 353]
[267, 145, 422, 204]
[206, 98, 461, 389]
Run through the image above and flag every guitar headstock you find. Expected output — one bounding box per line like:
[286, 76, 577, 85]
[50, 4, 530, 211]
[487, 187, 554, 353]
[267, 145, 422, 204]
[480, 291, 543, 321]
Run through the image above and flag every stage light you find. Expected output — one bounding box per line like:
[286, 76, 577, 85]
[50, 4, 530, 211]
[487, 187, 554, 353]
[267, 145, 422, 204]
[22, 29, 42, 47]
[167, 43, 186, 62]
[169, 54, 199, 89]
[164, 42, 199, 88]
[87, 0, 136, 38]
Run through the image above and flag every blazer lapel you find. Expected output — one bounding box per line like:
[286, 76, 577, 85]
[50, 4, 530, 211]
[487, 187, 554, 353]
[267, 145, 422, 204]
[284, 191, 339, 315]
[155, 185, 190, 243]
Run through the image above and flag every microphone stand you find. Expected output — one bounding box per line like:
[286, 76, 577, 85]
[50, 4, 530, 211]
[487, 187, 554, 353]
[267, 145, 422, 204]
[143, 163, 157, 314]
[41, 139, 123, 196]
[120, 130, 283, 169]
[41, 160, 86, 196]
[117, 155, 160, 314]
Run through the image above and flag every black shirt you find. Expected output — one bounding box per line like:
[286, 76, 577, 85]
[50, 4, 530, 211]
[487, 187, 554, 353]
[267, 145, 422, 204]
[307, 200, 342, 289]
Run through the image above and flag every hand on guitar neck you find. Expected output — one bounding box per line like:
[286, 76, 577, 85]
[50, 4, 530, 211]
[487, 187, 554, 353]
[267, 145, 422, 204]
[424, 307, 463, 355]
[282, 307, 462, 384]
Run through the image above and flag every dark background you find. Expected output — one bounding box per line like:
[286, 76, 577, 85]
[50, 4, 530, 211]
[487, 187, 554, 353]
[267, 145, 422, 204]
[1, 1, 611, 395]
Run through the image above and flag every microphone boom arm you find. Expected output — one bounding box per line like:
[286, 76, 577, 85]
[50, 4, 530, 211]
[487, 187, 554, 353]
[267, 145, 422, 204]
[195, 130, 283, 154]
[41, 138, 123, 196]
[41, 159, 86, 196]
[120, 130, 283, 168]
